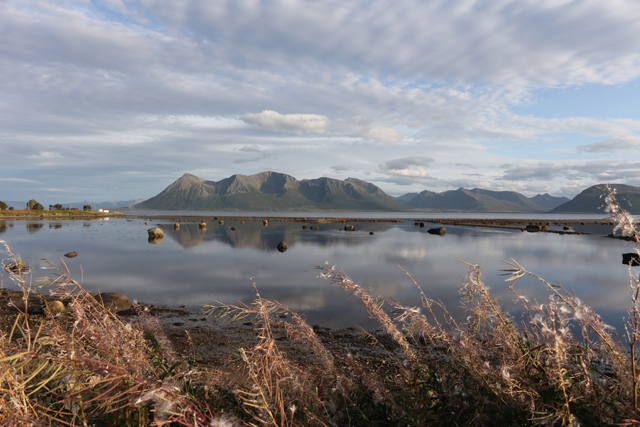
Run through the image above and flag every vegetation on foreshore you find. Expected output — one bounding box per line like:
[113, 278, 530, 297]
[0, 209, 122, 218]
[1, 185, 639, 426]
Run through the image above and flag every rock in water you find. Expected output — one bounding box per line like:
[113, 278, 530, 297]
[148, 236, 163, 244]
[219, 220, 224, 225]
[64, 252, 78, 258]
[419, 222, 425, 228]
[277, 241, 288, 253]
[230, 227, 237, 231]
[199, 221, 207, 229]
[174, 223, 180, 230]
[427, 227, 446, 236]
[262, 219, 268, 226]
[623, 253, 640, 266]
[344, 224, 355, 231]
[4, 261, 27, 274]
[148, 227, 164, 238]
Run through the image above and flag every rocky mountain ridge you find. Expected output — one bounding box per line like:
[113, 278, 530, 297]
[130, 172, 639, 213]
[132, 172, 405, 211]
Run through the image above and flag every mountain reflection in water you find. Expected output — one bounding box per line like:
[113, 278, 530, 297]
[163, 220, 395, 251]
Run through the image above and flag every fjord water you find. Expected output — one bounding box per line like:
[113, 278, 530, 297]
[0, 215, 636, 333]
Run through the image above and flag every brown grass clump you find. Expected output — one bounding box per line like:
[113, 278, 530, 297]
[0, 238, 227, 426]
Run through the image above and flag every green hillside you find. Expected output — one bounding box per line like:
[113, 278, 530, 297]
[550, 184, 640, 214]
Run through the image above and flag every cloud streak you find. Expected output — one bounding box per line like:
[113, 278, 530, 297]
[241, 110, 329, 133]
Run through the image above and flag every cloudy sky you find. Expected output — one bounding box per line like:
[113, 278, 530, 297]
[2, 0, 640, 205]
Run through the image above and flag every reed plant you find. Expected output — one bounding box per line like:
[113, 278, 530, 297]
[1, 184, 639, 426]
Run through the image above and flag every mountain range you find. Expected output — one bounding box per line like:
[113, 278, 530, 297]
[131, 171, 577, 212]
[394, 188, 569, 212]
[6, 172, 638, 213]
[132, 172, 404, 211]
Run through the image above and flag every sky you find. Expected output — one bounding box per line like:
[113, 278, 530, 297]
[2, 0, 640, 206]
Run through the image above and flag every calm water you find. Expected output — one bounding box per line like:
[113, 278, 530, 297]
[0, 214, 637, 333]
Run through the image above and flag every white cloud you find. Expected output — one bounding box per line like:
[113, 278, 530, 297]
[500, 160, 640, 186]
[28, 151, 62, 159]
[360, 127, 404, 143]
[241, 110, 328, 133]
[379, 156, 434, 178]
[576, 135, 640, 153]
[0, 178, 40, 184]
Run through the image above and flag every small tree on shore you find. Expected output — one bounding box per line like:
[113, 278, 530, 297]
[32, 203, 44, 211]
[26, 199, 40, 210]
[83, 205, 92, 211]
[0, 201, 7, 210]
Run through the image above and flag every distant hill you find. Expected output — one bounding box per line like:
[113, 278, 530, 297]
[530, 193, 570, 210]
[131, 172, 407, 211]
[392, 193, 420, 204]
[550, 184, 640, 214]
[396, 188, 550, 212]
[65, 199, 144, 209]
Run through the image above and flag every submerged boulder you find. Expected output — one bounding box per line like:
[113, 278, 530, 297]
[427, 227, 446, 236]
[344, 224, 356, 231]
[148, 227, 164, 238]
[4, 261, 28, 274]
[277, 241, 288, 253]
[199, 221, 207, 229]
[623, 253, 640, 266]
[64, 252, 78, 258]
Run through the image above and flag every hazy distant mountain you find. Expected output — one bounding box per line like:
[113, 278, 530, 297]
[529, 193, 571, 210]
[396, 188, 549, 212]
[131, 172, 407, 211]
[65, 199, 144, 209]
[550, 184, 640, 214]
[392, 193, 420, 204]
[2, 201, 26, 209]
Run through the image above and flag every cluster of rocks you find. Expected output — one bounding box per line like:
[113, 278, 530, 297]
[0, 290, 131, 316]
[413, 222, 447, 236]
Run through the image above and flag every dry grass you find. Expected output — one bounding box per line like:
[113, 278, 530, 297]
[1, 184, 639, 426]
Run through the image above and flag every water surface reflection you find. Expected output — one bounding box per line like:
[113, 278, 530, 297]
[0, 217, 636, 332]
